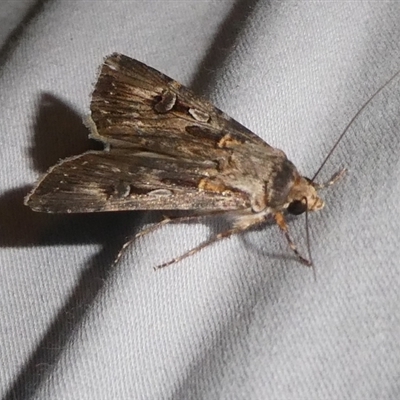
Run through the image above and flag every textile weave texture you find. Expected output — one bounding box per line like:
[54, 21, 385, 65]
[1, 1, 399, 399]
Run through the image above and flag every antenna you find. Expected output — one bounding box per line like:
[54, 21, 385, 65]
[312, 68, 400, 182]
[305, 67, 400, 272]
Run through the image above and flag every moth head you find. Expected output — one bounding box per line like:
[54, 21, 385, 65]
[286, 177, 324, 215]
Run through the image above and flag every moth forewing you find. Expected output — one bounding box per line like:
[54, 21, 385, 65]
[25, 53, 343, 267]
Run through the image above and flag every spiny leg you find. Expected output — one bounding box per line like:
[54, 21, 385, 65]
[312, 168, 346, 190]
[155, 226, 246, 270]
[135, 215, 201, 239]
[114, 214, 208, 265]
[274, 212, 312, 266]
[135, 209, 231, 239]
[114, 211, 230, 265]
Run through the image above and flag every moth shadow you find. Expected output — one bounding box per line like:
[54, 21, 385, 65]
[0, 92, 138, 250]
[1, 93, 153, 398]
[29, 92, 103, 173]
[0, 184, 143, 247]
[1, 210, 148, 400]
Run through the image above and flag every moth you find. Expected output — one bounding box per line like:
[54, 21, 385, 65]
[25, 53, 395, 268]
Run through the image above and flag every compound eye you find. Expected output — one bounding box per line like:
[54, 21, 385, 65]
[287, 200, 307, 215]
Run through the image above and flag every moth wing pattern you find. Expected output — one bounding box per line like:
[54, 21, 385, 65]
[90, 53, 274, 155]
[26, 150, 251, 213]
[89, 53, 293, 212]
[26, 53, 292, 214]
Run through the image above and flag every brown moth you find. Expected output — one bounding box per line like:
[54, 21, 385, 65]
[26, 53, 395, 268]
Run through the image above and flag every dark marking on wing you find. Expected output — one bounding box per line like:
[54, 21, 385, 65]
[90, 53, 279, 155]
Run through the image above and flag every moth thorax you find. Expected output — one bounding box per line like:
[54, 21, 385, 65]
[287, 177, 324, 215]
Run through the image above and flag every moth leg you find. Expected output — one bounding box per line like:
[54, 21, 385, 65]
[135, 215, 200, 239]
[136, 209, 235, 239]
[312, 168, 346, 189]
[135, 210, 233, 239]
[114, 214, 206, 265]
[115, 211, 232, 265]
[274, 212, 312, 266]
[155, 226, 250, 270]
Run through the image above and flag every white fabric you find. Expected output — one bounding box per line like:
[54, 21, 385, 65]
[1, 1, 400, 399]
